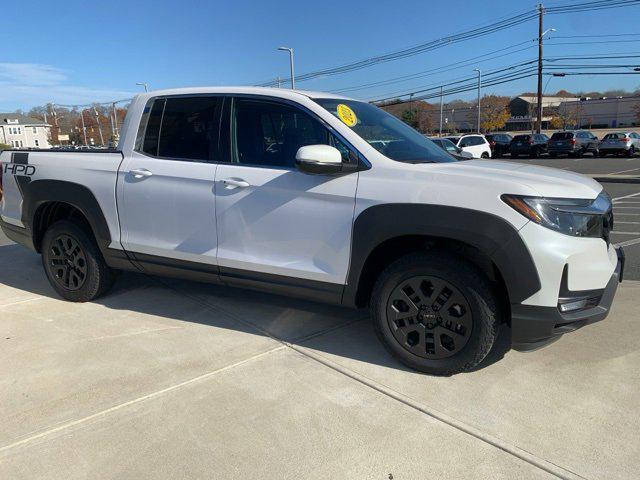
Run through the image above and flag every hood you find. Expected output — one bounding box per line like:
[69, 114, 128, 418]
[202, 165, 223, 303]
[438, 160, 602, 199]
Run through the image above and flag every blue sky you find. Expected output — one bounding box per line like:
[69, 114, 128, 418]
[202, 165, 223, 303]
[1, 0, 639, 110]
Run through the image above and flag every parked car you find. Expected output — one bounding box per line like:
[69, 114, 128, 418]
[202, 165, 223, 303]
[0, 87, 623, 376]
[445, 134, 492, 158]
[547, 131, 599, 157]
[429, 137, 474, 160]
[599, 132, 640, 157]
[485, 133, 512, 158]
[510, 133, 549, 158]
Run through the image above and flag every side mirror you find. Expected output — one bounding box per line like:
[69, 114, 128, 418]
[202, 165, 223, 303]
[295, 145, 344, 174]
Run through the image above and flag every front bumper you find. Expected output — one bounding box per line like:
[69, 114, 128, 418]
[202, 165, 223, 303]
[511, 246, 624, 351]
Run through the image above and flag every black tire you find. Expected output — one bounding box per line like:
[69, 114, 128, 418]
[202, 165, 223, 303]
[510, 153, 518, 158]
[627, 146, 635, 158]
[41, 220, 115, 302]
[530, 148, 540, 159]
[592, 147, 599, 157]
[549, 152, 557, 158]
[599, 151, 607, 158]
[481, 152, 490, 159]
[370, 251, 499, 376]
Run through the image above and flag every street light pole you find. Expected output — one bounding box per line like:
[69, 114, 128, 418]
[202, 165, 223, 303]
[439, 85, 444, 136]
[474, 69, 481, 133]
[136, 82, 149, 92]
[277, 47, 295, 89]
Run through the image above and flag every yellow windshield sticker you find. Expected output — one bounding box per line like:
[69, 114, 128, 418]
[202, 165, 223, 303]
[336, 104, 357, 127]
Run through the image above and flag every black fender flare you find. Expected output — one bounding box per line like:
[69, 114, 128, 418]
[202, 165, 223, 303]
[342, 204, 541, 307]
[23, 180, 113, 253]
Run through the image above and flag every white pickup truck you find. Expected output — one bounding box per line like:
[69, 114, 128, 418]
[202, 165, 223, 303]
[0, 87, 624, 375]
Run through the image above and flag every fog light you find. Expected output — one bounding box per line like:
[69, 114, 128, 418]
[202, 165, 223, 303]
[558, 299, 589, 313]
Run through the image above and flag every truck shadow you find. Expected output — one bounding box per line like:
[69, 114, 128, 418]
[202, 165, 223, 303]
[0, 243, 511, 375]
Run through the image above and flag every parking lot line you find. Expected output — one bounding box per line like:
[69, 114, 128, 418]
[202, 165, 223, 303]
[608, 167, 640, 175]
[610, 231, 640, 235]
[616, 221, 640, 225]
[616, 237, 640, 248]
[0, 346, 286, 454]
[613, 192, 640, 201]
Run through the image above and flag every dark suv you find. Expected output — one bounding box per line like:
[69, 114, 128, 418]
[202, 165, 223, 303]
[510, 133, 549, 158]
[485, 133, 512, 158]
[548, 131, 599, 157]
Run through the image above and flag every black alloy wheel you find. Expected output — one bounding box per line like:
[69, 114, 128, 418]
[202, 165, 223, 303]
[42, 220, 116, 302]
[386, 276, 472, 359]
[371, 252, 499, 375]
[48, 234, 88, 291]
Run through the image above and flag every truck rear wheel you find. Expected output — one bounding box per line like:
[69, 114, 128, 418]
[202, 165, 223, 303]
[41, 220, 115, 302]
[370, 252, 499, 375]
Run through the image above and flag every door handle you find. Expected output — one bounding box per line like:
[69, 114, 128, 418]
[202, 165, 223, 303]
[221, 178, 250, 189]
[130, 168, 153, 179]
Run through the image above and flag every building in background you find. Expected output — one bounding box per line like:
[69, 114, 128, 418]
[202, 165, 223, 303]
[0, 114, 52, 148]
[558, 96, 640, 129]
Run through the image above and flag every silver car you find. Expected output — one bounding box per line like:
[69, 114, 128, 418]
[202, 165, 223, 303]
[599, 132, 640, 157]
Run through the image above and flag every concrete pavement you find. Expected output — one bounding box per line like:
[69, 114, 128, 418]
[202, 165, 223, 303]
[1, 235, 639, 479]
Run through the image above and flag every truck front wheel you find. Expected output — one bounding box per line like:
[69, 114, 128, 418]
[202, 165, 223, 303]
[370, 252, 499, 375]
[41, 220, 116, 302]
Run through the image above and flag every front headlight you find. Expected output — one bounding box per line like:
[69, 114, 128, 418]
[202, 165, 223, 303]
[501, 191, 612, 238]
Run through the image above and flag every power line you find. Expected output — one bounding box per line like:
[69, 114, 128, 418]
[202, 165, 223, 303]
[255, 9, 539, 87]
[366, 60, 539, 101]
[331, 41, 536, 94]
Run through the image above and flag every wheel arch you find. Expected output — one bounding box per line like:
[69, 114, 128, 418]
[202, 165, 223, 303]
[342, 204, 540, 309]
[25, 180, 112, 254]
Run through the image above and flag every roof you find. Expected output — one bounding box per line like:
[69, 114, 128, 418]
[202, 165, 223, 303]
[133, 86, 354, 103]
[0, 114, 50, 126]
[513, 96, 580, 107]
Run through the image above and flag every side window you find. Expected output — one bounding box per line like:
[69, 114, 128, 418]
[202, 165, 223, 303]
[157, 96, 219, 161]
[459, 137, 472, 147]
[231, 98, 349, 168]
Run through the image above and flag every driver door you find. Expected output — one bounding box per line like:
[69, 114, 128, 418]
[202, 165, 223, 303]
[214, 97, 359, 298]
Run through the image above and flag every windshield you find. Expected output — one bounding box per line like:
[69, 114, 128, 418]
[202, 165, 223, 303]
[604, 133, 627, 140]
[313, 98, 455, 163]
[551, 132, 574, 140]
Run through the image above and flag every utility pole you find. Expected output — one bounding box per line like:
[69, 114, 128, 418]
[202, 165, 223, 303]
[112, 102, 119, 138]
[474, 69, 481, 133]
[439, 86, 444, 136]
[276, 76, 281, 88]
[536, 3, 544, 133]
[79, 108, 88, 145]
[93, 107, 105, 146]
[50, 103, 60, 146]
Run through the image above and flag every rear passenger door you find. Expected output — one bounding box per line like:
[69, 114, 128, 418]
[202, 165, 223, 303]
[214, 96, 359, 297]
[117, 95, 222, 268]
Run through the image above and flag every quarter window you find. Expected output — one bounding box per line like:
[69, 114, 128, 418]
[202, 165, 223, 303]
[231, 98, 349, 168]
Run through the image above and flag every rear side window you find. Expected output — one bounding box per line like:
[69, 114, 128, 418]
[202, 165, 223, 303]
[513, 135, 530, 142]
[137, 96, 220, 162]
[158, 97, 219, 161]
